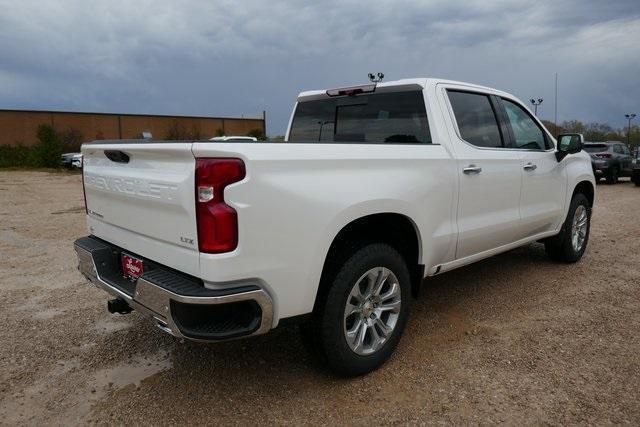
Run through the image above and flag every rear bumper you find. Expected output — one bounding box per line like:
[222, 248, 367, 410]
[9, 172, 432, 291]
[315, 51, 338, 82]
[74, 236, 273, 341]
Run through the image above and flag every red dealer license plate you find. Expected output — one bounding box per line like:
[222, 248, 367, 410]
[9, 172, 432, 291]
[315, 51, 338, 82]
[121, 253, 144, 280]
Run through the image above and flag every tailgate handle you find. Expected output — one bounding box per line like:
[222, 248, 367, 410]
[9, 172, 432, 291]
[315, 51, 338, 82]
[104, 150, 130, 164]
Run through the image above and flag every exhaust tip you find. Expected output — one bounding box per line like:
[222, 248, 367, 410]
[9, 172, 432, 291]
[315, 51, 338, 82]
[107, 298, 132, 315]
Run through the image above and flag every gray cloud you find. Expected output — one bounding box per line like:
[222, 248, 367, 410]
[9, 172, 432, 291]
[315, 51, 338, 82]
[0, 0, 638, 135]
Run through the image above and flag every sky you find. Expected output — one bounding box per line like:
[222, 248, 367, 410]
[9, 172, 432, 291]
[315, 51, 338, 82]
[1, 0, 639, 136]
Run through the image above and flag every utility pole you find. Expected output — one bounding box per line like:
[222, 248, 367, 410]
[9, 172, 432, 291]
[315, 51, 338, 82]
[262, 110, 267, 138]
[625, 113, 636, 148]
[554, 73, 558, 135]
[530, 98, 543, 116]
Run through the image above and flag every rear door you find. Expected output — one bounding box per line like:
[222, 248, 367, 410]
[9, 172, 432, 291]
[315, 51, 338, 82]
[82, 142, 200, 276]
[499, 97, 566, 236]
[442, 87, 524, 259]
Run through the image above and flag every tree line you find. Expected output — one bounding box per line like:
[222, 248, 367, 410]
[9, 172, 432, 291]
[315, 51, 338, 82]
[1, 119, 637, 169]
[0, 123, 267, 168]
[541, 120, 639, 148]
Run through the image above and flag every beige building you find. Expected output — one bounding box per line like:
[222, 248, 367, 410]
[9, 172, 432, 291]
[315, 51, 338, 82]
[0, 109, 266, 146]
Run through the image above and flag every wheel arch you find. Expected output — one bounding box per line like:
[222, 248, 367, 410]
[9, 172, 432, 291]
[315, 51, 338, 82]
[312, 212, 424, 313]
[572, 180, 595, 208]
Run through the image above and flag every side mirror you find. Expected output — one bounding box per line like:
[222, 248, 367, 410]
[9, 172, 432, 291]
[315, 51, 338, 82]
[556, 133, 584, 161]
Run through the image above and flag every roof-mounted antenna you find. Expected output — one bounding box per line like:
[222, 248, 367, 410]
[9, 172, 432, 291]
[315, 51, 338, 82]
[368, 72, 384, 83]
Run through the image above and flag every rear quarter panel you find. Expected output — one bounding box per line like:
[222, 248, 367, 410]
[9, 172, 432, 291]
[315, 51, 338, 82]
[191, 142, 456, 321]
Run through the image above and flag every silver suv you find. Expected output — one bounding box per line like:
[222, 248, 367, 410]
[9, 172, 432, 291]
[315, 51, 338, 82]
[584, 141, 633, 184]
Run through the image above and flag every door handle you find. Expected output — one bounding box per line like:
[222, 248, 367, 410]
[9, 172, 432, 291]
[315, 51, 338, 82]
[523, 163, 537, 171]
[463, 165, 482, 175]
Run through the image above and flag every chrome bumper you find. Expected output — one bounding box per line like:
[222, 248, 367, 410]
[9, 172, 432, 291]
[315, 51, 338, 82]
[74, 238, 273, 342]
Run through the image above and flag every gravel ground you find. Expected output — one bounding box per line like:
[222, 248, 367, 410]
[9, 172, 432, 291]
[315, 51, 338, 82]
[1, 170, 639, 425]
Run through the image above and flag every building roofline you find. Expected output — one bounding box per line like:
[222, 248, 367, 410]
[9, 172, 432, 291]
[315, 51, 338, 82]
[0, 108, 263, 121]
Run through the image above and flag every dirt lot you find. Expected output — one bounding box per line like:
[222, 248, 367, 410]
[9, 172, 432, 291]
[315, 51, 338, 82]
[1, 170, 639, 425]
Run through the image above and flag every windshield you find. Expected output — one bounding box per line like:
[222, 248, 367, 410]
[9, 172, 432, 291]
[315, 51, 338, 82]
[584, 144, 608, 153]
[288, 91, 431, 144]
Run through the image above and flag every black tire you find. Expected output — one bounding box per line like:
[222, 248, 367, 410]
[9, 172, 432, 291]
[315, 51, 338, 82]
[544, 193, 590, 263]
[633, 171, 640, 187]
[301, 243, 411, 376]
[606, 166, 619, 184]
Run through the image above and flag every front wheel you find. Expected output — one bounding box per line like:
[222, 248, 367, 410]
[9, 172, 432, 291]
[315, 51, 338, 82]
[545, 193, 591, 263]
[302, 243, 411, 376]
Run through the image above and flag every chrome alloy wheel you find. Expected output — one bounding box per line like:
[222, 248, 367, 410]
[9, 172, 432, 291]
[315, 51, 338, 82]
[343, 267, 401, 356]
[571, 205, 588, 252]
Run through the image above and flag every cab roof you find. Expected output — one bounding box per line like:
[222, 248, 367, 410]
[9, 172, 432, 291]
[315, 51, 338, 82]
[296, 78, 510, 102]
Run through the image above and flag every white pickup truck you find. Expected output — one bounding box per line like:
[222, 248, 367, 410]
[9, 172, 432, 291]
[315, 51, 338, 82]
[75, 78, 595, 376]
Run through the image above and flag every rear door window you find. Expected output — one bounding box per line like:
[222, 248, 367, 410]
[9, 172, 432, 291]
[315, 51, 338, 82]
[447, 91, 503, 148]
[501, 99, 549, 150]
[584, 144, 608, 153]
[288, 91, 431, 144]
[613, 145, 624, 154]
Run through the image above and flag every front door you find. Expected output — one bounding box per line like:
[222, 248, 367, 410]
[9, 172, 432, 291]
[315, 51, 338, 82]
[499, 97, 566, 237]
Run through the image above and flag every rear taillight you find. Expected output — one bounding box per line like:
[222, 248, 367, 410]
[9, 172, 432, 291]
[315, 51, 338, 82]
[596, 153, 611, 158]
[195, 158, 246, 253]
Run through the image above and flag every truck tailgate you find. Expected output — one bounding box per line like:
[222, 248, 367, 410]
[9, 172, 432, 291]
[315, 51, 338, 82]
[82, 142, 200, 276]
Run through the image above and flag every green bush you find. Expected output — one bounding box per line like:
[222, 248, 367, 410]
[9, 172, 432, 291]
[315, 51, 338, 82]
[0, 124, 67, 168]
[35, 124, 64, 168]
[247, 128, 266, 141]
[165, 121, 201, 140]
[0, 143, 39, 168]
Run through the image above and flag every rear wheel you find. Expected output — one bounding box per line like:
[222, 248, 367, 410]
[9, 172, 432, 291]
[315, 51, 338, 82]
[606, 166, 619, 184]
[545, 193, 590, 263]
[632, 171, 640, 187]
[301, 243, 411, 376]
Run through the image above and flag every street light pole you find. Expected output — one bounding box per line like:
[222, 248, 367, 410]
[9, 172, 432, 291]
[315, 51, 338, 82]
[625, 113, 636, 148]
[530, 98, 543, 116]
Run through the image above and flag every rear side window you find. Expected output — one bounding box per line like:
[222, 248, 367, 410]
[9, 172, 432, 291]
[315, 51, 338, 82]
[613, 145, 624, 154]
[447, 91, 502, 148]
[502, 99, 548, 150]
[584, 144, 607, 153]
[288, 91, 431, 144]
